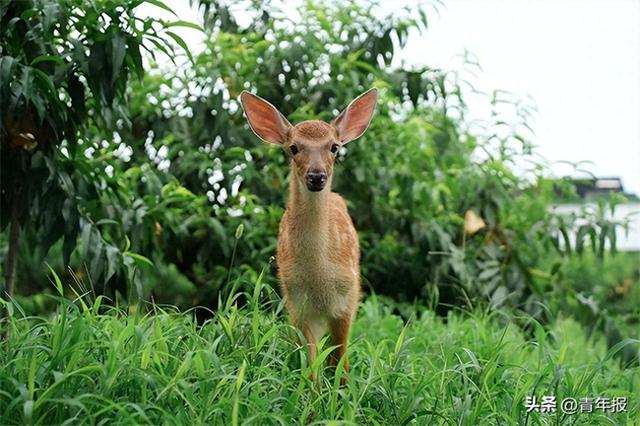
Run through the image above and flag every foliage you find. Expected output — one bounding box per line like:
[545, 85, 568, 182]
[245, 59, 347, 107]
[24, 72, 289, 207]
[0, 282, 638, 424]
[0, 0, 199, 294]
[0, 0, 634, 347]
[541, 251, 640, 364]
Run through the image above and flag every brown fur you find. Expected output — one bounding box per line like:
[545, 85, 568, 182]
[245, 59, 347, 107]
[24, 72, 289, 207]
[240, 89, 378, 384]
[277, 122, 360, 383]
[293, 120, 335, 140]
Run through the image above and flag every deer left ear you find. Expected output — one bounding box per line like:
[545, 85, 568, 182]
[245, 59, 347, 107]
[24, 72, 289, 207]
[332, 88, 378, 144]
[240, 91, 292, 145]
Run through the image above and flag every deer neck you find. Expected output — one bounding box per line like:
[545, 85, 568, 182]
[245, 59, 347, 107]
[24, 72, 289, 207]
[287, 172, 332, 234]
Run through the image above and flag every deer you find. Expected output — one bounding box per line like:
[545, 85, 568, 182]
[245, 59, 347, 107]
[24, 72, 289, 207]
[240, 88, 378, 383]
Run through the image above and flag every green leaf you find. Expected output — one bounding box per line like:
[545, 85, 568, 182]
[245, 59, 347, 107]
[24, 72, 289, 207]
[143, 0, 178, 17]
[67, 72, 86, 119]
[47, 264, 64, 297]
[0, 56, 15, 81]
[165, 20, 203, 32]
[478, 266, 500, 281]
[125, 252, 154, 267]
[31, 68, 57, 96]
[105, 245, 120, 282]
[419, 9, 429, 31]
[62, 198, 78, 266]
[609, 225, 617, 255]
[165, 31, 192, 62]
[89, 242, 104, 282]
[42, 3, 59, 33]
[30, 55, 65, 66]
[146, 38, 173, 62]
[0, 57, 16, 109]
[127, 37, 144, 80]
[88, 41, 108, 103]
[81, 222, 93, 260]
[71, 39, 89, 74]
[576, 225, 590, 255]
[111, 33, 127, 86]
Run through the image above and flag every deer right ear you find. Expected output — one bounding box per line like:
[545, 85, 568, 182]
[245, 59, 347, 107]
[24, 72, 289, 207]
[240, 91, 292, 145]
[332, 88, 378, 144]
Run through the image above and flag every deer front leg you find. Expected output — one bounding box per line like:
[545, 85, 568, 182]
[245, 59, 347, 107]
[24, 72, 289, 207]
[298, 321, 318, 381]
[328, 315, 351, 385]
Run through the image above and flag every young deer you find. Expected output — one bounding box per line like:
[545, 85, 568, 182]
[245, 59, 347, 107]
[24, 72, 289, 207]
[240, 89, 378, 381]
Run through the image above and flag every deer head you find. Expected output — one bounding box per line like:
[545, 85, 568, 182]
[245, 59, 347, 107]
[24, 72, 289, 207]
[240, 89, 378, 192]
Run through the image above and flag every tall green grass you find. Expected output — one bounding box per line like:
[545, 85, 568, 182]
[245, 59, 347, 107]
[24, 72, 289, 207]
[0, 276, 638, 425]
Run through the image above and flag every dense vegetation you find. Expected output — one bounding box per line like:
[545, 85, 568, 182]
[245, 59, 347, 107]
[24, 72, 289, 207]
[1, 281, 638, 424]
[1, 0, 638, 423]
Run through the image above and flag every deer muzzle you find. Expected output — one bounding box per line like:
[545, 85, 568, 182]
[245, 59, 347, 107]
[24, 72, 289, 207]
[305, 170, 327, 192]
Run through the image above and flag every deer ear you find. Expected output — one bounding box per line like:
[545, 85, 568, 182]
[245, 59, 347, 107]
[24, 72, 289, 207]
[240, 91, 292, 144]
[332, 88, 378, 144]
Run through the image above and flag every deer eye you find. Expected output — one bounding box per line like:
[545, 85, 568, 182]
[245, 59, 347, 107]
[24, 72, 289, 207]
[290, 144, 299, 155]
[330, 144, 339, 154]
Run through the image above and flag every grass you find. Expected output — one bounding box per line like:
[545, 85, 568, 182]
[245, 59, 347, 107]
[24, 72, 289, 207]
[0, 277, 638, 425]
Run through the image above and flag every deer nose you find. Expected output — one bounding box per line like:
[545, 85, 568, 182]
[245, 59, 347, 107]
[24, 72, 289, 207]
[305, 170, 327, 191]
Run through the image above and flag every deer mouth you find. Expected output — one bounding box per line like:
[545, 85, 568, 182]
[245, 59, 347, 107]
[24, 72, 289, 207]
[306, 182, 326, 192]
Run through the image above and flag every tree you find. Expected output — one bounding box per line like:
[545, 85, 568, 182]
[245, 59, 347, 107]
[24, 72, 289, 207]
[0, 0, 193, 303]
